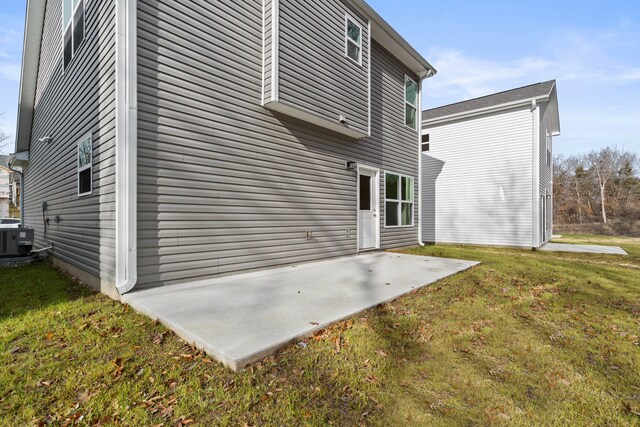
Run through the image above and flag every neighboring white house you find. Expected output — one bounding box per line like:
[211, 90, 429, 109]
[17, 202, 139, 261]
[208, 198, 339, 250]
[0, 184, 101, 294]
[0, 165, 10, 218]
[421, 80, 560, 249]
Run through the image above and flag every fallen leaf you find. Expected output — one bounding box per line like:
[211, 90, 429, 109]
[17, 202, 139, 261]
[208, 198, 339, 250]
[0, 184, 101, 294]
[160, 405, 173, 418]
[36, 380, 52, 388]
[376, 350, 388, 357]
[334, 337, 342, 353]
[45, 332, 54, 340]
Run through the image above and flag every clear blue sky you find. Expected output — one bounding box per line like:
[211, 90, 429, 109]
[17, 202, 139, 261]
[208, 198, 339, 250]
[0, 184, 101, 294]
[1, 0, 639, 157]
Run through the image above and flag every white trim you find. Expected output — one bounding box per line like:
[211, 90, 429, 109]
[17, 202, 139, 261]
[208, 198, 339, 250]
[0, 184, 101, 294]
[367, 19, 371, 136]
[423, 92, 554, 127]
[261, 0, 266, 105]
[384, 170, 415, 228]
[531, 101, 540, 248]
[417, 77, 425, 246]
[76, 132, 93, 197]
[345, 14, 363, 66]
[271, 0, 280, 102]
[404, 75, 418, 130]
[264, 100, 368, 139]
[357, 164, 380, 252]
[115, 0, 137, 294]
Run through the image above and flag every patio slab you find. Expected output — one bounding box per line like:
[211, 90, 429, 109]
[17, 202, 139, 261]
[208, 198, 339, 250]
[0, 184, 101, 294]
[540, 242, 628, 255]
[123, 253, 479, 371]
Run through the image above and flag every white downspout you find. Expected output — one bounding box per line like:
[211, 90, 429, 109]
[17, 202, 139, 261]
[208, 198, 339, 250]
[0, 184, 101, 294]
[418, 70, 434, 246]
[531, 100, 540, 249]
[115, 0, 137, 294]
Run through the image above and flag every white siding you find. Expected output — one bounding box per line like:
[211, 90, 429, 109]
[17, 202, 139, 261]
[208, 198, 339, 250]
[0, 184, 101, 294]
[422, 107, 534, 248]
[538, 101, 554, 243]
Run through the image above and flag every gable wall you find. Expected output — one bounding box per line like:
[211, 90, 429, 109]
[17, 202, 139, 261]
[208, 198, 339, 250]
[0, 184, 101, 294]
[23, 0, 117, 289]
[422, 106, 534, 247]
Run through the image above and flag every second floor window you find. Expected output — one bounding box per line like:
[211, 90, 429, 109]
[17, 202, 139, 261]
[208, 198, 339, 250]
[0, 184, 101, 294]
[64, 0, 85, 70]
[345, 16, 362, 65]
[405, 76, 418, 130]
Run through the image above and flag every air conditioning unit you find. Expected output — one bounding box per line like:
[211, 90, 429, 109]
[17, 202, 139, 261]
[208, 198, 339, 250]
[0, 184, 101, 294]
[0, 228, 34, 257]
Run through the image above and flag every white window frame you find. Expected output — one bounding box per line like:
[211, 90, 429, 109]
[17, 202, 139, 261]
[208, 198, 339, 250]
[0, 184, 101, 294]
[63, 0, 86, 71]
[384, 171, 415, 228]
[77, 133, 93, 197]
[404, 75, 418, 130]
[345, 14, 363, 66]
[421, 133, 430, 152]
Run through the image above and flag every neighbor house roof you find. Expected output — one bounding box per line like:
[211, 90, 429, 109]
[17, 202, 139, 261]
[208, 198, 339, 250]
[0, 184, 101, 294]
[423, 80, 560, 134]
[14, 0, 436, 154]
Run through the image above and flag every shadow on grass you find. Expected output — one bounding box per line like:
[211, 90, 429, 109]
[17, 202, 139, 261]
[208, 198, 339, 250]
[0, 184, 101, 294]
[0, 261, 93, 321]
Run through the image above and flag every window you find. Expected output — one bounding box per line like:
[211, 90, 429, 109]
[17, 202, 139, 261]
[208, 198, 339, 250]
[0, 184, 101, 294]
[385, 172, 414, 227]
[64, 0, 85, 69]
[345, 15, 362, 65]
[421, 133, 430, 152]
[405, 76, 418, 130]
[77, 134, 92, 196]
[546, 133, 552, 166]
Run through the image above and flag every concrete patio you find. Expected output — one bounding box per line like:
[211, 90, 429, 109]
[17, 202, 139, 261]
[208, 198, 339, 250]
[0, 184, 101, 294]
[540, 242, 628, 255]
[123, 253, 479, 371]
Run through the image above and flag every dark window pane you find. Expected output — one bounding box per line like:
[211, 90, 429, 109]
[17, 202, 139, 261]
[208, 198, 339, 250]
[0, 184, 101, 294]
[401, 203, 413, 226]
[421, 143, 430, 152]
[347, 41, 360, 62]
[64, 26, 72, 69]
[347, 19, 360, 44]
[405, 78, 417, 106]
[405, 104, 416, 129]
[385, 173, 398, 200]
[78, 168, 91, 195]
[422, 134, 430, 143]
[385, 202, 399, 226]
[359, 175, 371, 210]
[73, 1, 84, 53]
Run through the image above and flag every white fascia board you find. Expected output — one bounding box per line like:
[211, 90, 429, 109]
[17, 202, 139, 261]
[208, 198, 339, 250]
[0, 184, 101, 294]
[347, 0, 436, 79]
[15, 0, 46, 153]
[115, 0, 138, 294]
[422, 95, 552, 129]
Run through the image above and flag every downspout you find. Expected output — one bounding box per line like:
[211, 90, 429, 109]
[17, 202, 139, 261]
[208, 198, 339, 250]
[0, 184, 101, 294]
[531, 99, 540, 249]
[115, 0, 137, 294]
[418, 69, 435, 246]
[7, 162, 24, 226]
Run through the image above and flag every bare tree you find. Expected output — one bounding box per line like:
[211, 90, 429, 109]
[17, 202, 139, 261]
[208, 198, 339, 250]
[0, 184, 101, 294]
[584, 148, 627, 223]
[0, 112, 11, 154]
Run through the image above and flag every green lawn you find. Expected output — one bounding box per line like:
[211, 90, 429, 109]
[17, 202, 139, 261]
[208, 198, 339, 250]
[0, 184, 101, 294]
[1, 235, 639, 426]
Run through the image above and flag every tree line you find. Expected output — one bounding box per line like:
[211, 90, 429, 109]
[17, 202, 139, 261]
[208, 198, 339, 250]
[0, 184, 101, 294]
[554, 147, 640, 225]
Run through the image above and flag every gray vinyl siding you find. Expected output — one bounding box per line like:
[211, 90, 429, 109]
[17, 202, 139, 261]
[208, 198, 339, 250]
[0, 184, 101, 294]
[539, 101, 554, 242]
[422, 107, 534, 248]
[23, 0, 116, 282]
[276, 0, 370, 135]
[136, 0, 418, 287]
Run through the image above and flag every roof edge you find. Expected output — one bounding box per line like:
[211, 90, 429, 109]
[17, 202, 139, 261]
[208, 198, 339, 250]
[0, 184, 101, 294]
[349, 0, 436, 79]
[15, 0, 46, 154]
[423, 81, 557, 127]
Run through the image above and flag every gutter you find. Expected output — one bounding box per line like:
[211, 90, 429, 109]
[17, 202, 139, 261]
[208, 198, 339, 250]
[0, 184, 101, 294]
[115, 0, 138, 294]
[418, 69, 436, 247]
[423, 95, 551, 128]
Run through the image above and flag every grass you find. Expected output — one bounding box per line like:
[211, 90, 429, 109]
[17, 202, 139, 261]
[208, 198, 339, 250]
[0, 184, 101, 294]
[1, 235, 639, 426]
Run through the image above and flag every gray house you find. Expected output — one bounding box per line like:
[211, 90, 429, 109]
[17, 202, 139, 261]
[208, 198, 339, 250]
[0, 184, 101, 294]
[13, 0, 436, 297]
[421, 81, 560, 249]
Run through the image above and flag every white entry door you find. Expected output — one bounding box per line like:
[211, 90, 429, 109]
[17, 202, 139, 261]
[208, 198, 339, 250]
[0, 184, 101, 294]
[358, 168, 379, 250]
